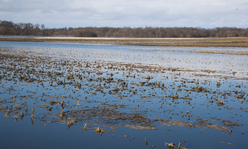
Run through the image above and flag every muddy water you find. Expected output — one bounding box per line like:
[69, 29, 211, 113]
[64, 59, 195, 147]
[0, 41, 247, 149]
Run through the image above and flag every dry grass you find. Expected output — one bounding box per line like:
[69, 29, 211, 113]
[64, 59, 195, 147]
[1, 37, 248, 47]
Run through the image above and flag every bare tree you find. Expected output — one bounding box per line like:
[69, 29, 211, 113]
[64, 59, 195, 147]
[0, 20, 248, 37]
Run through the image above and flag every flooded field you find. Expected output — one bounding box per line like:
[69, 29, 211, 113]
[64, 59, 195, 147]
[0, 41, 248, 149]
[1, 37, 248, 47]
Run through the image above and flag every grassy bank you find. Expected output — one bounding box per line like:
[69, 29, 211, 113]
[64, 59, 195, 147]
[0, 37, 248, 47]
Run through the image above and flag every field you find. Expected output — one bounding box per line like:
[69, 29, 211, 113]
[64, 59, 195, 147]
[1, 37, 248, 47]
[0, 38, 247, 149]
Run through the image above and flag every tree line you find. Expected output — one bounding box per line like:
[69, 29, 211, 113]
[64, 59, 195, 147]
[1, 20, 248, 37]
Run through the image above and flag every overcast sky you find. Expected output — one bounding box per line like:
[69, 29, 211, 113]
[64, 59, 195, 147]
[0, 0, 247, 28]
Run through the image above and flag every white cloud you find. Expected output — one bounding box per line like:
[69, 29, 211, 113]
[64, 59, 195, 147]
[0, 0, 247, 28]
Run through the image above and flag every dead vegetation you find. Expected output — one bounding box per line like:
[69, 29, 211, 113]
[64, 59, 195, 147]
[1, 37, 248, 48]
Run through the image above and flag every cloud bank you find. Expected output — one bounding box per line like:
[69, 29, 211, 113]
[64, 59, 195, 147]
[0, 0, 247, 28]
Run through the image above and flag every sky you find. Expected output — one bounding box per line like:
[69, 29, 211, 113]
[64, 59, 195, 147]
[0, 0, 247, 28]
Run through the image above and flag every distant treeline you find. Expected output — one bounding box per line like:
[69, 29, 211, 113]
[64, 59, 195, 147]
[1, 20, 248, 37]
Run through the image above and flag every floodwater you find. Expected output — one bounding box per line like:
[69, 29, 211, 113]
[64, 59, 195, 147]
[0, 41, 247, 149]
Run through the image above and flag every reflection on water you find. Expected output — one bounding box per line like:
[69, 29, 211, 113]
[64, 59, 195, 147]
[0, 42, 247, 149]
